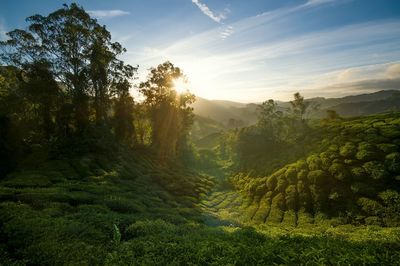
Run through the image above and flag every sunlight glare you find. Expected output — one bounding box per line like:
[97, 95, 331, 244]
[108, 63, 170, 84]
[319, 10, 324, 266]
[173, 78, 188, 94]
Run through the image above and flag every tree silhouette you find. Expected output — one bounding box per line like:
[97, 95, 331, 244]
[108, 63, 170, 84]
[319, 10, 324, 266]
[139, 61, 195, 161]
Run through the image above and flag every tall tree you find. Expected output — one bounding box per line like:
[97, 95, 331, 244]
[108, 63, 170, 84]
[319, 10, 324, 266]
[113, 80, 135, 145]
[0, 3, 135, 132]
[21, 61, 60, 139]
[139, 61, 195, 161]
[289, 92, 310, 122]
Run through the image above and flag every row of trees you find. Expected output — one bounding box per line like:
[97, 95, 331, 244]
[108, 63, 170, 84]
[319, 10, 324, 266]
[217, 92, 319, 173]
[0, 4, 195, 176]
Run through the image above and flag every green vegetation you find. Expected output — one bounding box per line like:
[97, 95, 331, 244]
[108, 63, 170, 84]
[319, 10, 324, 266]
[1, 150, 399, 265]
[1, 3, 400, 265]
[227, 113, 400, 227]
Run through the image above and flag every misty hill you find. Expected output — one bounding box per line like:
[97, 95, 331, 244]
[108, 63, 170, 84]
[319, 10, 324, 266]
[193, 90, 400, 127]
[192, 115, 225, 141]
[191, 97, 258, 127]
[306, 90, 399, 109]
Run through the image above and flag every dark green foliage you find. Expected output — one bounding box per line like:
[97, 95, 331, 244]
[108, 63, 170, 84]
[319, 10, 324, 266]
[379, 190, 400, 226]
[139, 62, 195, 162]
[339, 142, 357, 158]
[329, 163, 349, 181]
[1, 4, 400, 265]
[307, 155, 322, 171]
[357, 197, 383, 217]
[356, 142, 379, 161]
[230, 113, 400, 226]
[351, 166, 367, 180]
[363, 161, 389, 180]
[385, 152, 400, 174]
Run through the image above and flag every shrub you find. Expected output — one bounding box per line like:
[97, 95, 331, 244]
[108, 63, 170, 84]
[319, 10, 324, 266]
[344, 159, 357, 165]
[350, 182, 376, 196]
[363, 161, 389, 180]
[295, 160, 308, 171]
[3, 172, 52, 188]
[328, 163, 350, 181]
[297, 169, 308, 181]
[275, 175, 287, 192]
[320, 151, 339, 170]
[266, 175, 277, 191]
[351, 167, 367, 180]
[339, 142, 357, 158]
[271, 193, 285, 211]
[364, 216, 382, 226]
[285, 167, 297, 184]
[70, 158, 94, 177]
[377, 143, 398, 153]
[379, 190, 400, 226]
[356, 150, 377, 161]
[285, 185, 297, 210]
[307, 170, 327, 185]
[309, 185, 328, 211]
[385, 152, 400, 174]
[356, 143, 378, 161]
[254, 183, 268, 197]
[357, 197, 383, 216]
[125, 219, 177, 239]
[379, 125, 400, 138]
[307, 155, 322, 171]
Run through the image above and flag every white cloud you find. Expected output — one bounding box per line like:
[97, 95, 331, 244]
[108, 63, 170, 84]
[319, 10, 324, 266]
[87, 10, 130, 19]
[191, 0, 227, 23]
[305, 0, 336, 7]
[220, 26, 234, 40]
[337, 68, 357, 81]
[385, 64, 400, 79]
[130, 0, 400, 102]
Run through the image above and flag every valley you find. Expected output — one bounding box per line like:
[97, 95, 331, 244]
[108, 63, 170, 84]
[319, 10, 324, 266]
[1, 2, 400, 265]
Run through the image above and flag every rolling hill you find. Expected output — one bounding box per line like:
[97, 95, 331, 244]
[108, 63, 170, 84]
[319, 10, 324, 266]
[192, 90, 400, 128]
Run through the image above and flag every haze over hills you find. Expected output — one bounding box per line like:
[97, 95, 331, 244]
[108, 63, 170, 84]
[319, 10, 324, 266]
[191, 97, 257, 127]
[2, 1, 400, 264]
[192, 90, 400, 127]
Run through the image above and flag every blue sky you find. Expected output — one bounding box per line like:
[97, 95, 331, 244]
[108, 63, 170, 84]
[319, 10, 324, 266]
[1, 0, 400, 102]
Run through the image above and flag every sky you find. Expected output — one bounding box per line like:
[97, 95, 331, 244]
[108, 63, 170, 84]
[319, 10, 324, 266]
[1, 0, 400, 102]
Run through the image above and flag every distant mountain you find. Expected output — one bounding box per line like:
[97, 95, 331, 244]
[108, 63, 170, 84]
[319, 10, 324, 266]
[192, 90, 400, 126]
[305, 90, 400, 108]
[191, 97, 258, 127]
[306, 90, 400, 117]
[327, 95, 400, 117]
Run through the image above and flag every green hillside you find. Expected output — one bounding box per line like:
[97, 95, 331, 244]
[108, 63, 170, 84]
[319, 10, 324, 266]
[1, 3, 400, 265]
[191, 115, 225, 141]
[1, 141, 400, 265]
[192, 91, 400, 129]
[191, 97, 258, 127]
[216, 113, 400, 227]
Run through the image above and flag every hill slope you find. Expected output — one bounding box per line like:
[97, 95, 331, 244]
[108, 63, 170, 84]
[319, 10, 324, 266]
[192, 91, 400, 126]
[219, 113, 400, 227]
[1, 118, 400, 264]
[192, 97, 258, 126]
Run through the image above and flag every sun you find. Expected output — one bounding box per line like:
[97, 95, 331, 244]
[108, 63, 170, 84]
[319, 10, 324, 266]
[172, 77, 188, 94]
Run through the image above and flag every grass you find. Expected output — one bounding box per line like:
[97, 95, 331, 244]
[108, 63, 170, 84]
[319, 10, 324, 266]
[1, 115, 400, 264]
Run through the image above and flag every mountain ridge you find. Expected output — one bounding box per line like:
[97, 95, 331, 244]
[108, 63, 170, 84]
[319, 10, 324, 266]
[192, 90, 400, 126]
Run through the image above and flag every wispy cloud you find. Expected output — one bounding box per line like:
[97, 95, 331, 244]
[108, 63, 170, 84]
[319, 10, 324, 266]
[87, 10, 130, 19]
[305, 0, 336, 7]
[191, 0, 228, 23]
[220, 26, 234, 40]
[130, 0, 400, 101]
[0, 18, 7, 40]
[302, 78, 400, 99]
[385, 63, 400, 79]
